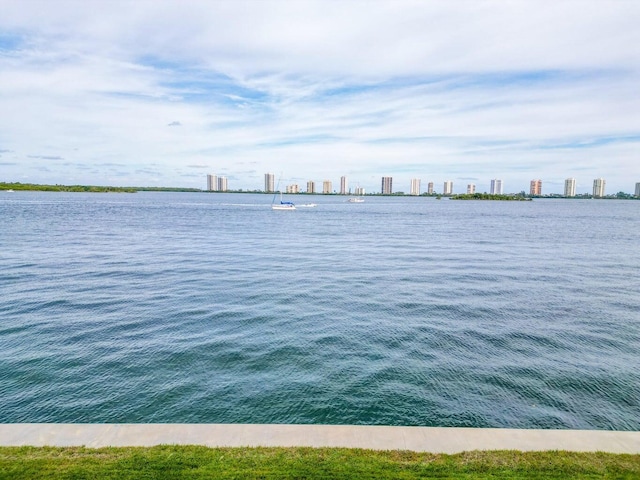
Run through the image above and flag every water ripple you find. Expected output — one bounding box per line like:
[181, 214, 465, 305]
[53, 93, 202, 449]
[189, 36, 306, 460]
[1, 192, 639, 429]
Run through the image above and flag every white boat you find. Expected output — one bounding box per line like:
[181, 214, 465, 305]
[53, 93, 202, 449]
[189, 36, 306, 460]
[271, 192, 296, 210]
[347, 197, 364, 203]
[272, 202, 296, 210]
[298, 203, 317, 208]
[6, 189, 14, 192]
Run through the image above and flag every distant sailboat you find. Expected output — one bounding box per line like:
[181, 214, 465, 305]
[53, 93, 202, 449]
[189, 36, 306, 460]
[271, 174, 296, 210]
[272, 191, 296, 210]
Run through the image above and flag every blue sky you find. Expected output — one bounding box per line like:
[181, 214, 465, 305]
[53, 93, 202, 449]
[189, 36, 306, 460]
[1, 0, 639, 194]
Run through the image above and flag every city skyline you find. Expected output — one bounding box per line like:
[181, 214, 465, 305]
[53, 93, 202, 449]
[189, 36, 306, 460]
[1, 2, 639, 193]
[207, 173, 638, 196]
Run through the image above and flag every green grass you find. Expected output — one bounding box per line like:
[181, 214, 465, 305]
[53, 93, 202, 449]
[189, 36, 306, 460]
[1, 446, 639, 479]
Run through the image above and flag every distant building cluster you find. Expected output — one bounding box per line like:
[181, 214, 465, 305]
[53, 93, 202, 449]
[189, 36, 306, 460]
[206, 173, 639, 197]
[354, 185, 366, 196]
[207, 174, 228, 192]
[490, 179, 503, 195]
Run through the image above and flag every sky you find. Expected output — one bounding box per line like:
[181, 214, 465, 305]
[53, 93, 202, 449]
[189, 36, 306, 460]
[1, 1, 639, 194]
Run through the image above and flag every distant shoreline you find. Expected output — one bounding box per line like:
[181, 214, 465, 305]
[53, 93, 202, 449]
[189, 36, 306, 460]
[450, 193, 532, 201]
[2, 183, 638, 199]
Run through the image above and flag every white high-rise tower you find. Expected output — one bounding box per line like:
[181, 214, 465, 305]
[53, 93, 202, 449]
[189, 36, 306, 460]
[593, 178, 606, 198]
[410, 179, 421, 196]
[207, 174, 217, 191]
[340, 176, 348, 195]
[307, 180, 316, 194]
[381, 177, 393, 195]
[265, 173, 275, 193]
[564, 178, 576, 197]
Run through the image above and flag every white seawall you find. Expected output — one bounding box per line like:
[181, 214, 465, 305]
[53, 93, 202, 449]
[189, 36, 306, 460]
[1, 424, 640, 453]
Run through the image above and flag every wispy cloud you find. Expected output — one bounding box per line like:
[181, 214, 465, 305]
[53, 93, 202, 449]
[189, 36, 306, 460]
[27, 155, 64, 160]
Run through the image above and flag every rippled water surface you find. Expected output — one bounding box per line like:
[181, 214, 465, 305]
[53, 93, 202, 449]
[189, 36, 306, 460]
[1, 192, 639, 429]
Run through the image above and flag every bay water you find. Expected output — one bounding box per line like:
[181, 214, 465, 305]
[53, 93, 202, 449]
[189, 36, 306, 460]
[1, 192, 638, 430]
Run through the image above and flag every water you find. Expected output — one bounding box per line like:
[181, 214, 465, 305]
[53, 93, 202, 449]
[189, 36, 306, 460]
[1, 192, 639, 429]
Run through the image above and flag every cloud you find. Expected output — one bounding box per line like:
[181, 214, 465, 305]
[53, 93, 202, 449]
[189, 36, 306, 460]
[135, 168, 162, 175]
[27, 155, 64, 160]
[0, 1, 638, 192]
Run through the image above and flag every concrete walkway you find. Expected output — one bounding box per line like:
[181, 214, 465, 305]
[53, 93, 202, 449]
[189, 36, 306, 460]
[1, 424, 640, 453]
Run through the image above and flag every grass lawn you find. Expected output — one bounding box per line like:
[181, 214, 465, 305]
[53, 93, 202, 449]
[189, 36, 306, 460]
[1, 446, 639, 479]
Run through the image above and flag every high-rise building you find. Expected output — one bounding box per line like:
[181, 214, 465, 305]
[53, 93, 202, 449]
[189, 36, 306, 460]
[593, 178, 606, 198]
[323, 180, 333, 194]
[381, 176, 393, 195]
[467, 184, 476, 194]
[635, 182, 640, 197]
[207, 174, 217, 191]
[307, 180, 316, 194]
[340, 176, 348, 195]
[286, 184, 299, 194]
[443, 181, 453, 195]
[410, 179, 421, 196]
[217, 176, 228, 192]
[265, 173, 275, 193]
[354, 186, 365, 196]
[490, 179, 503, 195]
[530, 179, 542, 196]
[564, 178, 576, 197]
[427, 182, 434, 194]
